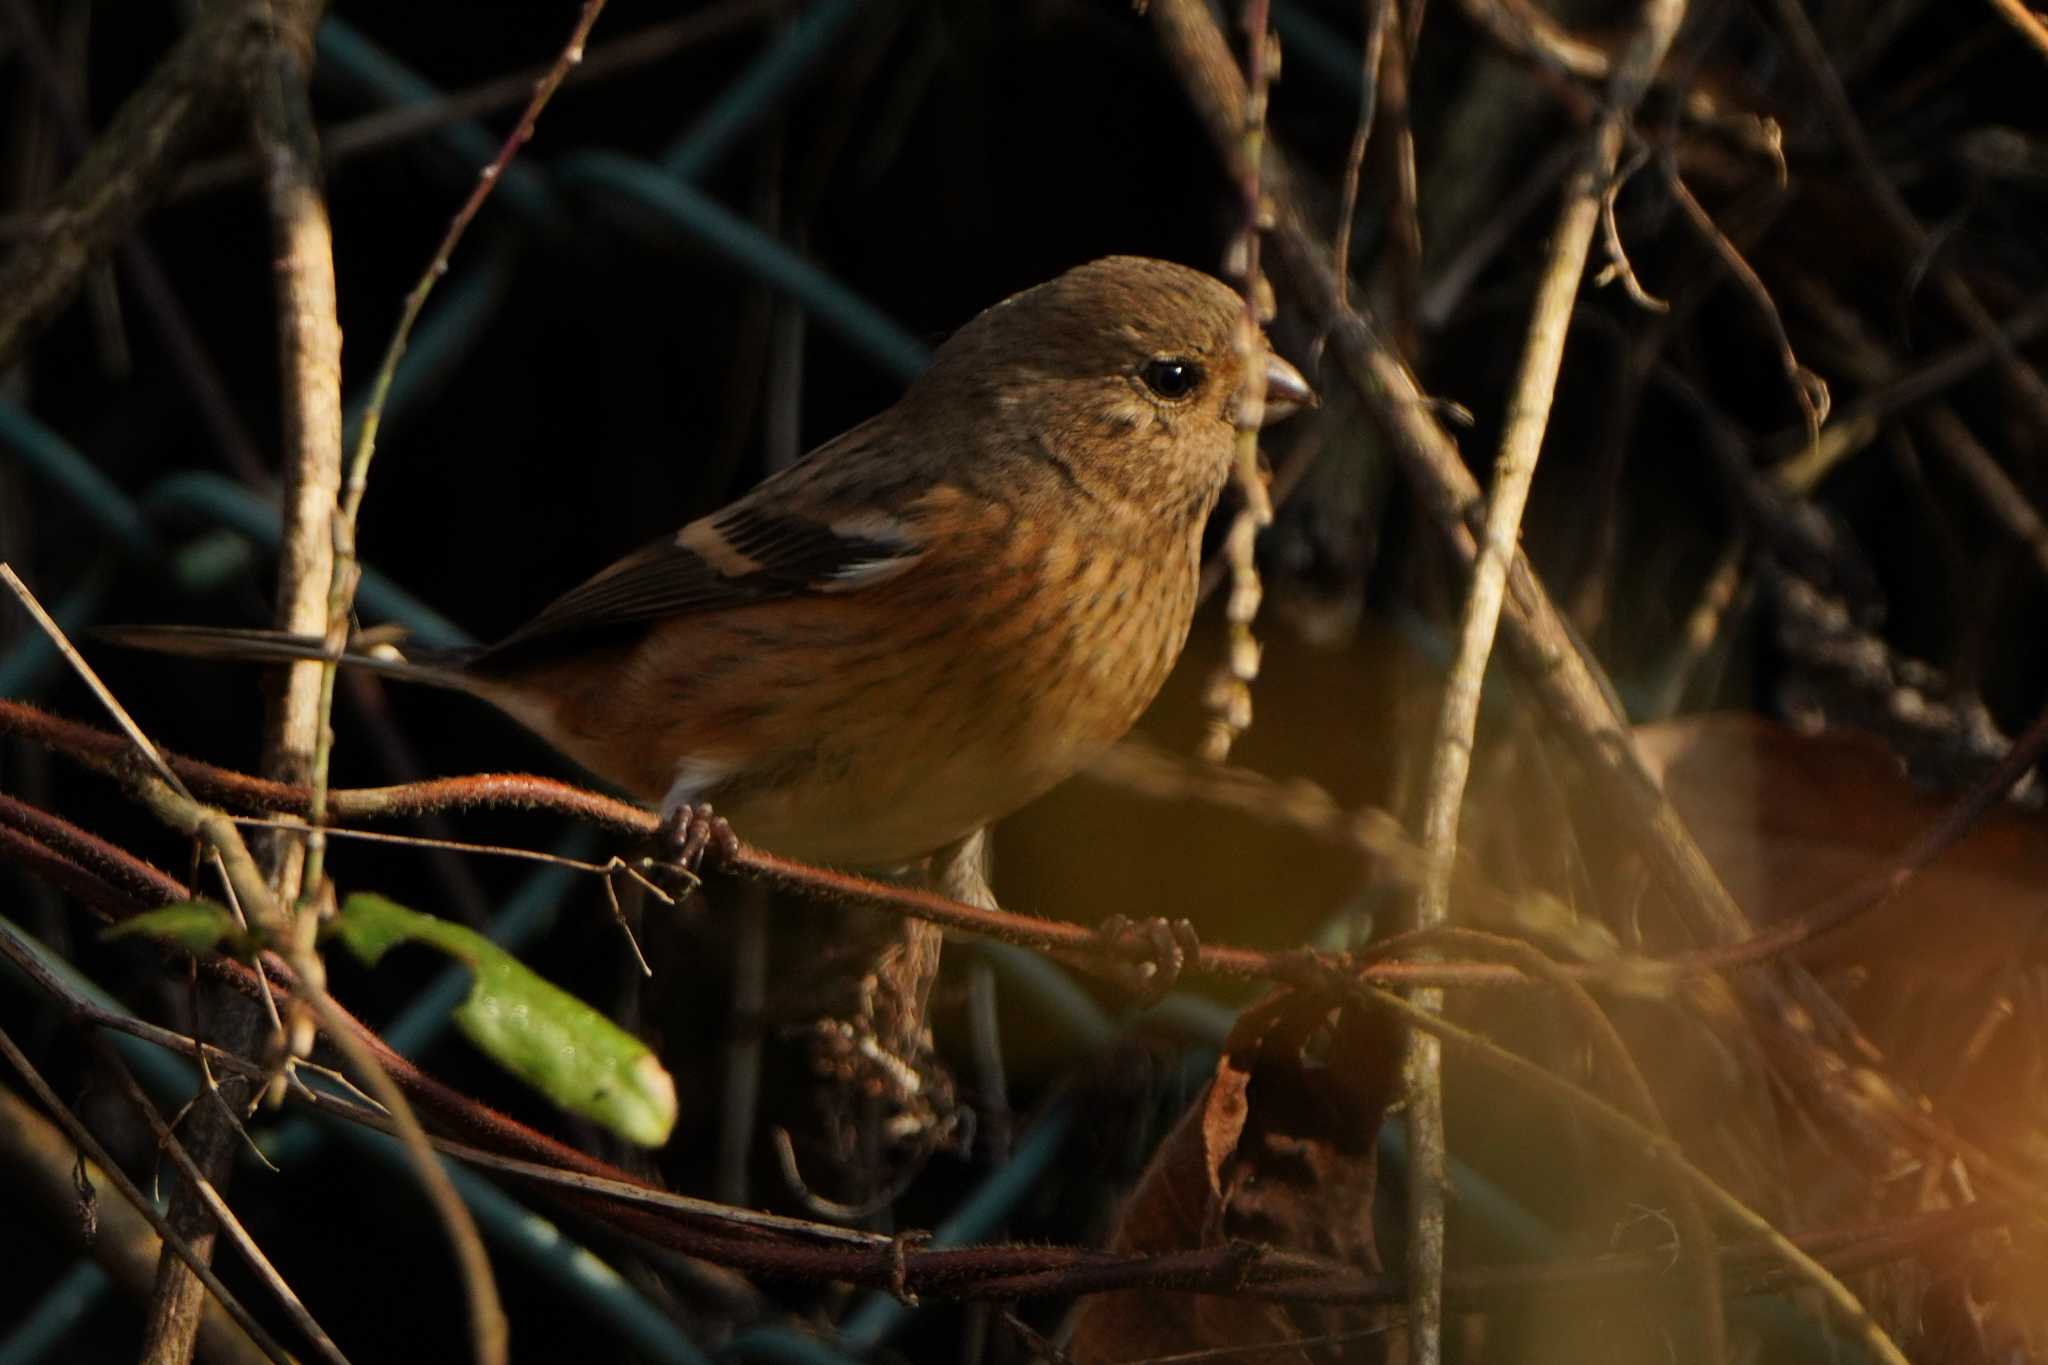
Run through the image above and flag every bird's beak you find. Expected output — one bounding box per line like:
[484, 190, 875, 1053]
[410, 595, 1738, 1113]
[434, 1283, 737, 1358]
[1260, 353, 1317, 424]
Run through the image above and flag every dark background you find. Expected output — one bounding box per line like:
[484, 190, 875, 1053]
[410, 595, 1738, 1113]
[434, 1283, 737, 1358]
[5, 0, 2047, 1360]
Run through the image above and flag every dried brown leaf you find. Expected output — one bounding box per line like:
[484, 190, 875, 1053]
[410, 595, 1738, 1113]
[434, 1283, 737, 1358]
[1066, 989, 1400, 1364]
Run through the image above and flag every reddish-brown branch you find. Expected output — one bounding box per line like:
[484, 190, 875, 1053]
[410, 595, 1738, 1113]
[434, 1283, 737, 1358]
[0, 788, 190, 906]
[0, 790, 2012, 1311]
[0, 697, 1517, 989]
[0, 819, 163, 923]
[7, 696, 2044, 994]
[0, 875, 2013, 1308]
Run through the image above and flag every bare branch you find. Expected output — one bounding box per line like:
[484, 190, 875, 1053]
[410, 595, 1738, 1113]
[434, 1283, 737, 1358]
[0, 1023, 298, 1365]
[93, 1040, 355, 1365]
[1986, 0, 2048, 63]
[0, 1085, 276, 1365]
[0, 0, 265, 371]
[1402, 5, 1689, 1358]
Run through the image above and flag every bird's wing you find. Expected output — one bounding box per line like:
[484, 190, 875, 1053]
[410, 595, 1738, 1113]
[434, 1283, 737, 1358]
[475, 496, 926, 666]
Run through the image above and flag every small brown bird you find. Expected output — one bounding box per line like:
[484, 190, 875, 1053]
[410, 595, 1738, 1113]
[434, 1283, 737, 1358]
[119, 257, 1312, 869]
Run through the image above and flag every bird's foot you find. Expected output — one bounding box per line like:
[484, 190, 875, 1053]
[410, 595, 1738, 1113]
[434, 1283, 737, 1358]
[651, 803, 738, 889]
[887, 1228, 932, 1305]
[1095, 915, 1201, 1006]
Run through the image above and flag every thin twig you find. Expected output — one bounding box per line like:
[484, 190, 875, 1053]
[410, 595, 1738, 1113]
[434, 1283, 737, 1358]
[1635, 691, 2048, 977]
[1419, 136, 1580, 330]
[0, 0, 267, 372]
[0, 1084, 277, 1365]
[0, 1022, 298, 1365]
[14, 694, 2043, 1003]
[168, 0, 780, 200]
[304, 0, 610, 904]
[0, 0, 271, 485]
[337, 0, 608, 531]
[1644, 537, 1748, 719]
[1426, 928, 1724, 1362]
[1986, 0, 2048, 62]
[0, 572, 508, 1364]
[1400, 7, 1686, 1355]
[1594, 143, 1668, 312]
[1767, 287, 2048, 492]
[92, 1038, 355, 1365]
[1660, 153, 1827, 443]
[1766, 0, 2048, 443]
[0, 900, 2010, 1314]
[0, 566, 190, 798]
[1451, 0, 1784, 160]
[223, 811, 680, 897]
[1332, 0, 1391, 312]
[1376, 5, 1423, 338]
[1917, 404, 2048, 584]
[1359, 982, 1910, 1365]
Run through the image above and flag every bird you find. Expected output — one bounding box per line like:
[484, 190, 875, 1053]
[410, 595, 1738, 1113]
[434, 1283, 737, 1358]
[112, 256, 1314, 873]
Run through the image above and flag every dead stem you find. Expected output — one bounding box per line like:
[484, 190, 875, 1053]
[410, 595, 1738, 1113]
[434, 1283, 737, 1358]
[1402, 6, 1687, 1357]
[0, 1021, 298, 1365]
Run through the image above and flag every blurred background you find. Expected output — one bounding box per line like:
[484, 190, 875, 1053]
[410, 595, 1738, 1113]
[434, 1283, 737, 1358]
[4, 0, 2048, 1360]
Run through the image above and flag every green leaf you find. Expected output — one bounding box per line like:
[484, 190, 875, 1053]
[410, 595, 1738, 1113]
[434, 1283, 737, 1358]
[102, 900, 248, 955]
[332, 893, 677, 1147]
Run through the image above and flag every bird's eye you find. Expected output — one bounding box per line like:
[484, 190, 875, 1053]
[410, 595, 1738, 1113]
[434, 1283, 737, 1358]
[1140, 357, 1204, 400]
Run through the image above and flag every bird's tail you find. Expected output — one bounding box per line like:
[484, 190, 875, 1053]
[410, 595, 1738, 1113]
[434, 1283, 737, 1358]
[98, 625, 478, 691]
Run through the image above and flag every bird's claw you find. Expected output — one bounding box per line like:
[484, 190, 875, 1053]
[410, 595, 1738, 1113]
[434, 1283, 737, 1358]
[1095, 915, 1201, 1006]
[652, 803, 737, 888]
[886, 1228, 931, 1305]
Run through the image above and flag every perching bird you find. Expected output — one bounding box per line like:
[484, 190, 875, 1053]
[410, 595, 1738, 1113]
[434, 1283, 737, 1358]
[114, 256, 1313, 870]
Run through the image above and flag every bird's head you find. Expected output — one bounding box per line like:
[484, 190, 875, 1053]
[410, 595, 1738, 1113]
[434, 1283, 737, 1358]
[911, 256, 1315, 525]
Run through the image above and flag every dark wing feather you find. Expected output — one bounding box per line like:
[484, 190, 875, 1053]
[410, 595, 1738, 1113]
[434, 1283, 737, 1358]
[473, 502, 922, 668]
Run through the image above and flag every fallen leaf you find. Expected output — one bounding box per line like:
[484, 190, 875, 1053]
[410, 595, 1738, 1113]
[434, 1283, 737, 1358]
[1066, 988, 1400, 1364]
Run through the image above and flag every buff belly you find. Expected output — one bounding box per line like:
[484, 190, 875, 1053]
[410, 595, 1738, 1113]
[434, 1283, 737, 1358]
[498, 532, 1198, 870]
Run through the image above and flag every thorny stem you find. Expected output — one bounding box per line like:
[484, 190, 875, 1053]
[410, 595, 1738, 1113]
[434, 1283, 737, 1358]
[0, 884, 1982, 1335]
[0, 753, 2024, 1339]
[128, 770, 512, 1365]
[0, 900, 1992, 1327]
[0, 562, 510, 1365]
[9, 695, 2046, 1000]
